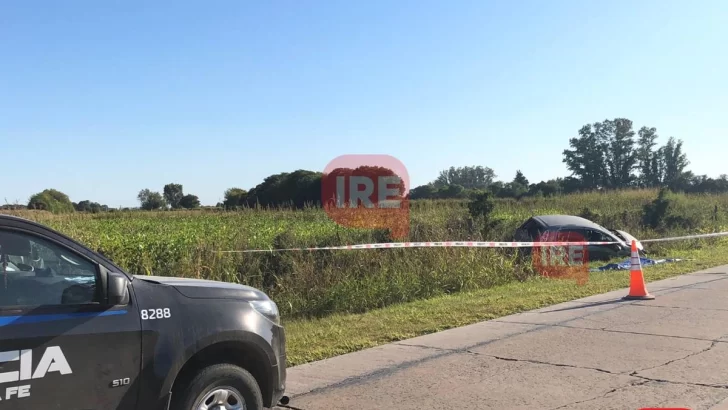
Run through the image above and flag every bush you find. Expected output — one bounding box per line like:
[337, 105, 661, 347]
[642, 189, 671, 229]
[641, 188, 702, 232]
[27, 189, 75, 213]
[468, 191, 495, 220]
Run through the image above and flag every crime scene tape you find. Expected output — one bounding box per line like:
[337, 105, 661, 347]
[640, 231, 728, 242]
[216, 231, 728, 253]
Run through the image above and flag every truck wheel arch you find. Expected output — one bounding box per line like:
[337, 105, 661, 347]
[166, 333, 275, 408]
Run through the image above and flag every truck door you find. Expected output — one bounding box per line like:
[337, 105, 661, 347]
[0, 227, 142, 410]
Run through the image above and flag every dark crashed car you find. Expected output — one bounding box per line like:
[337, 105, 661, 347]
[514, 214, 645, 261]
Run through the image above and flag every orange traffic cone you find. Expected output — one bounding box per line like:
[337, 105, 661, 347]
[623, 240, 655, 300]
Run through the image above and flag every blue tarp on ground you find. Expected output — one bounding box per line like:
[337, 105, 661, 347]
[590, 257, 684, 272]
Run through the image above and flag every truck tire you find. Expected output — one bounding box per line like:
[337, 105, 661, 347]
[171, 363, 264, 410]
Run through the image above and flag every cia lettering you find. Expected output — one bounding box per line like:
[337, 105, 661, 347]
[0, 346, 72, 384]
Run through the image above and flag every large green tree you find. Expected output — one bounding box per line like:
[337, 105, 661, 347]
[528, 178, 563, 197]
[246, 173, 295, 207]
[27, 189, 75, 213]
[513, 170, 529, 186]
[179, 194, 200, 209]
[223, 188, 248, 209]
[434, 166, 496, 190]
[562, 123, 609, 189]
[661, 137, 690, 190]
[563, 118, 694, 192]
[163, 183, 184, 209]
[74, 200, 108, 213]
[564, 118, 639, 189]
[636, 126, 661, 187]
[408, 184, 439, 199]
[604, 118, 637, 188]
[137, 189, 167, 210]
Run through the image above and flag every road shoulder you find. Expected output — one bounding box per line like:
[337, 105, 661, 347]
[282, 265, 728, 410]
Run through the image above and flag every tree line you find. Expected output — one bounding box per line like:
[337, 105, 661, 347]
[11, 117, 728, 212]
[215, 117, 727, 208]
[413, 117, 727, 200]
[136, 183, 201, 210]
[15, 184, 202, 213]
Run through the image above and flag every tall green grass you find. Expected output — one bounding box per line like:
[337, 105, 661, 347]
[5, 189, 728, 319]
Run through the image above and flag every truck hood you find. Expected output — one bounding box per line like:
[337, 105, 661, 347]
[134, 275, 271, 301]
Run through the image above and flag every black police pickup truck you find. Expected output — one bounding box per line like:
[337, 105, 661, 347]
[0, 214, 288, 410]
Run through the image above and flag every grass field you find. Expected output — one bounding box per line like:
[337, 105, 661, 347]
[284, 245, 728, 365]
[4, 189, 728, 365]
[5, 189, 728, 317]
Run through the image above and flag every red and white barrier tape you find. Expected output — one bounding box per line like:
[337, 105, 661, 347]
[640, 231, 728, 242]
[216, 231, 728, 253]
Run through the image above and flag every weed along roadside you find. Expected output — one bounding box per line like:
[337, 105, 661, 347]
[282, 241, 728, 366]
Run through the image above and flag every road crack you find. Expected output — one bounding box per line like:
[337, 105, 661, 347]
[633, 340, 720, 374]
[491, 320, 725, 343]
[467, 352, 618, 375]
[549, 380, 650, 410]
[632, 304, 728, 312]
[395, 342, 457, 353]
[626, 340, 728, 391]
[629, 373, 728, 390]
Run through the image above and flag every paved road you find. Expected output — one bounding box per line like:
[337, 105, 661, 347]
[277, 264, 728, 410]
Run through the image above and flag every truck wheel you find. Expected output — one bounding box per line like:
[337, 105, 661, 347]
[172, 363, 263, 410]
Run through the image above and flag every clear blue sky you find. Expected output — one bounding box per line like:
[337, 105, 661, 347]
[2, 0, 727, 207]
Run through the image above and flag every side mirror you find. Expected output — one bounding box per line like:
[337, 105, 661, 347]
[107, 271, 130, 305]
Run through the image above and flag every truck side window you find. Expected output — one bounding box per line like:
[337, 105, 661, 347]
[0, 230, 100, 308]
